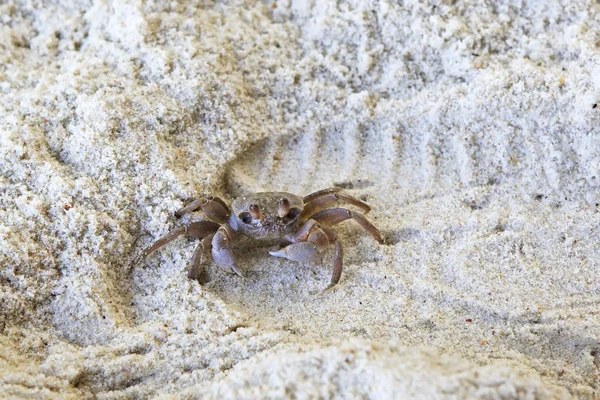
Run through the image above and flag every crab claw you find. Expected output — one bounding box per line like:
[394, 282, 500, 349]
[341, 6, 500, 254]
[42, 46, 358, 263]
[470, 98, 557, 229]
[211, 224, 246, 278]
[230, 264, 247, 279]
[269, 242, 322, 263]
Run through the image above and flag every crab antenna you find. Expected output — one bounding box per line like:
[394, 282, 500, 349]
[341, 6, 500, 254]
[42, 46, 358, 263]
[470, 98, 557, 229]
[249, 204, 264, 220]
[278, 198, 291, 218]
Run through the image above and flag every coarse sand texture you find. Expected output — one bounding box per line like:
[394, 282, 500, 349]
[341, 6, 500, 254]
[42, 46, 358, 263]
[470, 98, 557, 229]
[1, 0, 599, 399]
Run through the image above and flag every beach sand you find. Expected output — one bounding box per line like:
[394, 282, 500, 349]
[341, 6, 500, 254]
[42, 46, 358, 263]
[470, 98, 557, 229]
[1, 0, 599, 398]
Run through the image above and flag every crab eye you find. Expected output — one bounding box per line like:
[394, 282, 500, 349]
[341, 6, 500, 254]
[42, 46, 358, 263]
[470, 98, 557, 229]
[239, 212, 253, 224]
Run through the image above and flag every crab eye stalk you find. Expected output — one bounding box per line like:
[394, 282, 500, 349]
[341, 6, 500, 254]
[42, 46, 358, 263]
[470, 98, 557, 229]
[249, 204, 264, 220]
[278, 198, 290, 218]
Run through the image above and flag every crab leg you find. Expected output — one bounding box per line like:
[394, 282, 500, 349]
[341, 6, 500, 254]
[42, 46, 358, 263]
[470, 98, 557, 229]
[323, 228, 343, 285]
[188, 233, 215, 281]
[308, 208, 384, 244]
[175, 195, 230, 224]
[285, 219, 320, 243]
[301, 192, 371, 220]
[140, 221, 220, 260]
[303, 187, 342, 203]
[211, 224, 245, 278]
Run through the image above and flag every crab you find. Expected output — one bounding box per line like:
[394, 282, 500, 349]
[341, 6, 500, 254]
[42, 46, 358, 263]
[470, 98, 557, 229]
[138, 188, 383, 288]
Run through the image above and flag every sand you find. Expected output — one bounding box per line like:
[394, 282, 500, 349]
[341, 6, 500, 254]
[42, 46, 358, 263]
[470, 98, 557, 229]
[1, 0, 599, 398]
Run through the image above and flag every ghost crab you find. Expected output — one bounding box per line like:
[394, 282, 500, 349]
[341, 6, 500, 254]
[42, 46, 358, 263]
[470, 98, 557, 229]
[139, 188, 383, 288]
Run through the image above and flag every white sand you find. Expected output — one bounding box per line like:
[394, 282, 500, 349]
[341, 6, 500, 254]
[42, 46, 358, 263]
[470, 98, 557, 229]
[1, 0, 599, 398]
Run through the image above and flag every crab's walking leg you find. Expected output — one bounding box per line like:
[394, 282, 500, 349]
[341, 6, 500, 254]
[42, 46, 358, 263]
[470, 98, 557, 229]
[308, 208, 384, 244]
[303, 187, 342, 203]
[175, 196, 230, 224]
[139, 221, 221, 261]
[323, 228, 343, 285]
[211, 224, 245, 278]
[188, 233, 215, 281]
[301, 191, 371, 220]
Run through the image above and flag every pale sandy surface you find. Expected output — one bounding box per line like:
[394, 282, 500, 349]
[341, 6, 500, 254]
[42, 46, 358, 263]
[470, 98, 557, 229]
[1, 0, 600, 399]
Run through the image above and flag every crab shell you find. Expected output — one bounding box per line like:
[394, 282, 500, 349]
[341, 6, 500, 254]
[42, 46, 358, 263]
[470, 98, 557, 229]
[229, 192, 303, 240]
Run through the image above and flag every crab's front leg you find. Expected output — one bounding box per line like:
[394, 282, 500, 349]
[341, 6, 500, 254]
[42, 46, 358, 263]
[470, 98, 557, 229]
[211, 223, 246, 278]
[269, 220, 344, 286]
